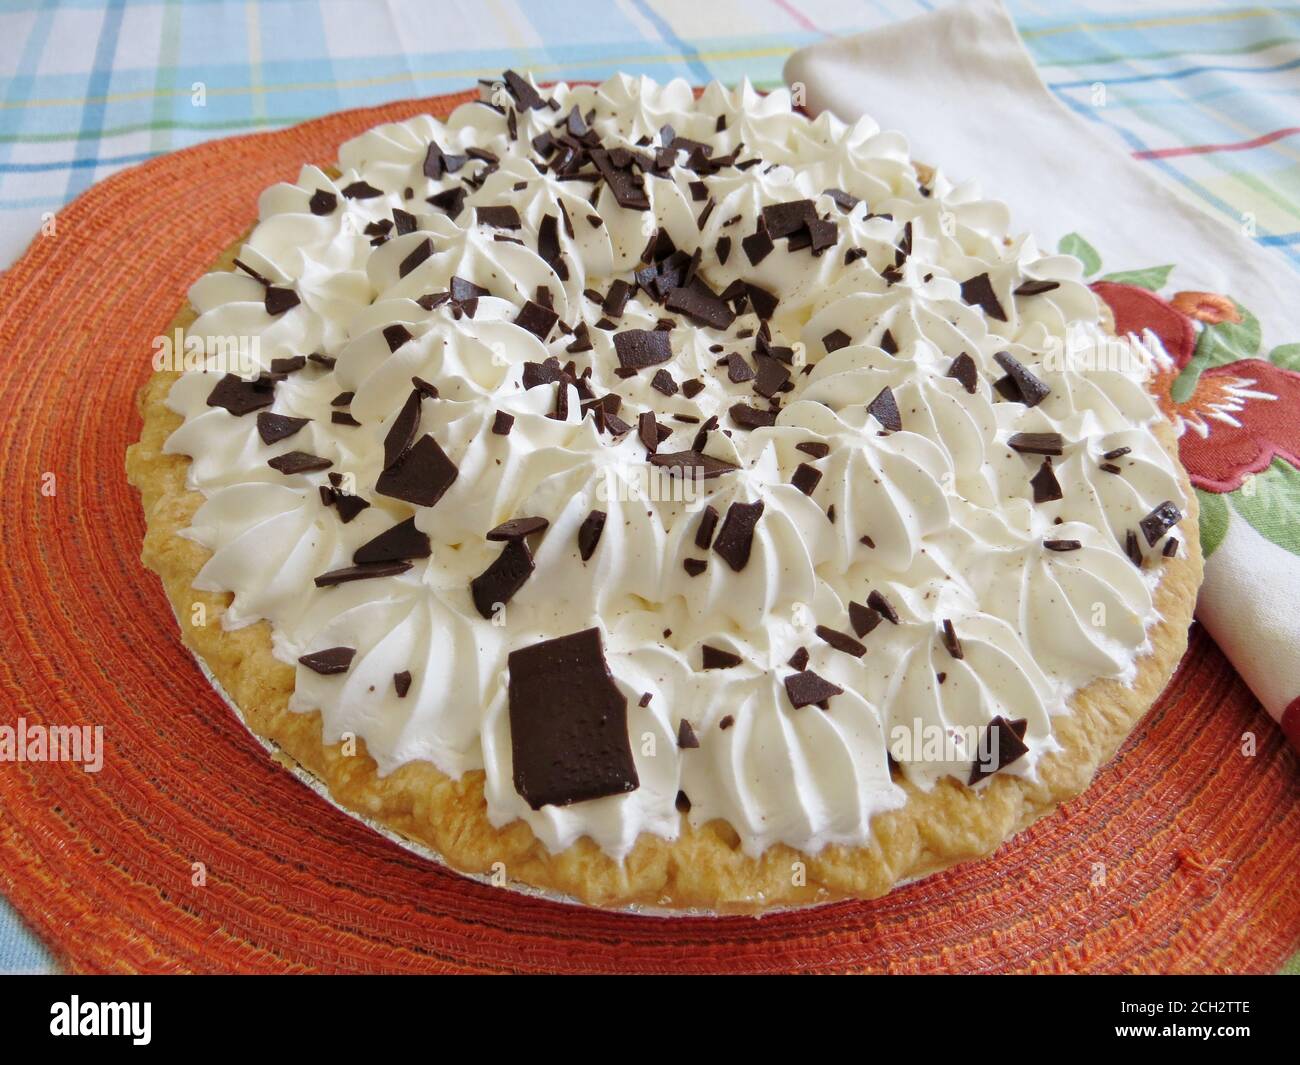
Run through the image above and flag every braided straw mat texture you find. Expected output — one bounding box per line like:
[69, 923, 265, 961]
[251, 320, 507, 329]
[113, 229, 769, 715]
[0, 89, 1297, 974]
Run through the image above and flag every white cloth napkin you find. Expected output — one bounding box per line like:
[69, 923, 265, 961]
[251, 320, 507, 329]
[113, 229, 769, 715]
[786, 0, 1300, 749]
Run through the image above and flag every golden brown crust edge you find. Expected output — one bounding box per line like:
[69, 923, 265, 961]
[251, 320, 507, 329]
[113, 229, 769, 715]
[125, 234, 1202, 914]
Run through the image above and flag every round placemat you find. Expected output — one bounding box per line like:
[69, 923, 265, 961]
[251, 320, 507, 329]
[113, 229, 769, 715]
[0, 90, 1296, 974]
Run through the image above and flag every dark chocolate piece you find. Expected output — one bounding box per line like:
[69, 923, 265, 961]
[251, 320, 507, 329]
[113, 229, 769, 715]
[866, 589, 899, 625]
[866, 386, 902, 432]
[993, 351, 1051, 407]
[257, 412, 309, 444]
[960, 272, 1007, 321]
[298, 647, 355, 675]
[314, 560, 413, 587]
[268, 451, 332, 475]
[702, 645, 743, 670]
[1008, 432, 1064, 456]
[508, 627, 639, 809]
[941, 619, 964, 660]
[947, 352, 979, 394]
[207, 374, 274, 416]
[353, 517, 431, 564]
[784, 670, 843, 710]
[712, 500, 764, 572]
[815, 625, 866, 658]
[849, 601, 882, 638]
[613, 328, 673, 370]
[487, 516, 549, 541]
[1139, 501, 1182, 546]
[471, 539, 534, 619]
[577, 509, 606, 561]
[1031, 458, 1063, 504]
[374, 434, 458, 507]
[968, 716, 1030, 785]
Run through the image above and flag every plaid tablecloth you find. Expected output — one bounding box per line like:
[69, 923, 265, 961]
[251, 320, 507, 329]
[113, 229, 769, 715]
[1, 0, 1297, 972]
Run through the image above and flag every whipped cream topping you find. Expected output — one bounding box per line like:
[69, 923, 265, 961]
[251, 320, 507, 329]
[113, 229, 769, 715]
[165, 72, 1185, 860]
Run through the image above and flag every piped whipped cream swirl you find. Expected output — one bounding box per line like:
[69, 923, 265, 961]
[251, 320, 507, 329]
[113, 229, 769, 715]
[165, 72, 1185, 860]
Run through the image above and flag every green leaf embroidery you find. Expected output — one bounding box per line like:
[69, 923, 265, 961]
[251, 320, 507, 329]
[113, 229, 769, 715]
[1057, 232, 1102, 277]
[1190, 300, 1260, 368]
[1098, 265, 1174, 290]
[1196, 488, 1229, 559]
[1230, 458, 1300, 558]
[1171, 299, 1259, 403]
[1269, 343, 1300, 371]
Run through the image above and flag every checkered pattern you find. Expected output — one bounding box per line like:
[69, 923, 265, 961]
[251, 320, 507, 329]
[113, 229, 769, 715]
[1, 1, 1299, 267]
[1, 0, 1297, 970]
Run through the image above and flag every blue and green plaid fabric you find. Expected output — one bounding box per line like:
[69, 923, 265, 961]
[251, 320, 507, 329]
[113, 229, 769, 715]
[2, 0, 1297, 969]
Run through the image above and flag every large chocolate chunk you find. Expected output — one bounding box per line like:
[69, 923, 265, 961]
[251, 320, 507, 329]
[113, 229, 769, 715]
[375, 434, 458, 507]
[508, 628, 639, 809]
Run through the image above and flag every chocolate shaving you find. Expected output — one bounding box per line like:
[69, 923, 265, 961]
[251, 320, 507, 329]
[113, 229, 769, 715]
[849, 601, 882, 638]
[264, 287, 300, 316]
[471, 539, 534, 619]
[712, 500, 764, 572]
[968, 716, 1029, 785]
[398, 237, 433, 279]
[1031, 458, 1063, 504]
[374, 434, 458, 507]
[1008, 432, 1063, 456]
[256, 412, 308, 443]
[613, 328, 673, 369]
[383, 323, 412, 352]
[314, 560, 413, 587]
[791, 463, 822, 496]
[341, 180, 382, 200]
[993, 351, 1051, 407]
[394, 671, 412, 698]
[816, 625, 866, 659]
[298, 647, 355, 675]
[353, 517, 430, 564]
[577, 510, 606, 561]
[959, 272, 1007, 321]
[941, 619, 964, 660]
[383, 389, 423, 469]
[268, 451, 331, 475]
[866, 386, 902, 432]
[1044, 539, 1082, 552]
[649, 450, 738, 479]
[866, 589, 899, 624]
[677, 719, 700, 749]
[702, 645, 743, 670]
[1139, 501, 1182, 546]
[207, 374, 275, 416]
[1014, 279, 1060, 297]
[823, 329, 851, 353]
[309, 189, 337, 215]
[487, 516, 549, 541]
[784, 670, 843, 710]
[513, 299, 559, 341]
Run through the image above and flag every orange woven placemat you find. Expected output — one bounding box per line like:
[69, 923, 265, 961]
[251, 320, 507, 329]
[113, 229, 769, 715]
[0, 90, 1297, 974]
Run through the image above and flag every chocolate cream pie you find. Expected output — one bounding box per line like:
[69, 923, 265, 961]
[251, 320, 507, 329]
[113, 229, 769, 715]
[127, 71, 1201, 912]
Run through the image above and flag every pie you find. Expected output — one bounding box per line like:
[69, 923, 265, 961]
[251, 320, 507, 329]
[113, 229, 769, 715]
[127, 71, 1201, 912]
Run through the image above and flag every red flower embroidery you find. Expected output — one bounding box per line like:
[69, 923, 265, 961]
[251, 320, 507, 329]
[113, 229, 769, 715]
[1093, 282, 1300, 493]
